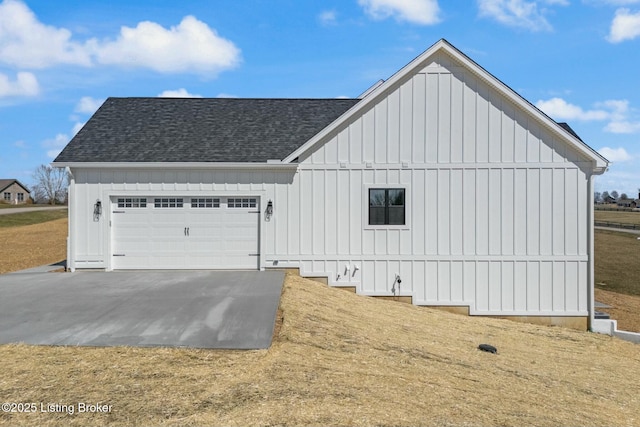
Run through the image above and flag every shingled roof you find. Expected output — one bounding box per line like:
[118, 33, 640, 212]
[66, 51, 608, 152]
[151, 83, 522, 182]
[54, 98, 360, 163]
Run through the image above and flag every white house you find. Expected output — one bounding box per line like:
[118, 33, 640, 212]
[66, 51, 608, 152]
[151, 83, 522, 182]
[53, 39, 608, 330]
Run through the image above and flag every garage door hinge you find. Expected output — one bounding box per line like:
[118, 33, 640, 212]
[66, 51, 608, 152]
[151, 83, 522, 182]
[113, 254, 126, 257]
[248, 254, 260, 256]
[112, 210, 125, 213]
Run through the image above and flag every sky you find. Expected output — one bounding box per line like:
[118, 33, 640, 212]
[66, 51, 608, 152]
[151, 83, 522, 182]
[0, 0, 639, 196]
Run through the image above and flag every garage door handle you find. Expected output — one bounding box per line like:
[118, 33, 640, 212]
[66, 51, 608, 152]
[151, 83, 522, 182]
[184, 227, 190, 236]
[187, 227, 190, 236]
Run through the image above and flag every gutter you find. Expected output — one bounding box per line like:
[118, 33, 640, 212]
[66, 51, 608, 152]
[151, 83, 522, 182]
[51, 161, 299, 171]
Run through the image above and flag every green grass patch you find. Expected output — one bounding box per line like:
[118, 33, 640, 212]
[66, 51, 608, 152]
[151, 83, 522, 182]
[595, 229, 640, 296]
[0, 209, 68, 228]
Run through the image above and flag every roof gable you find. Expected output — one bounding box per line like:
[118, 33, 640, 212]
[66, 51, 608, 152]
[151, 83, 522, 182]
[0, 179, 29, 193]
[283, 39, 608, 172]
[54, 98, 359, 163]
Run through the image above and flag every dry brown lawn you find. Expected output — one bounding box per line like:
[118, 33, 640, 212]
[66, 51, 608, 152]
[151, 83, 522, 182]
[594, 229, 640, 297]
[595, 209, 640, 225]
[0, 218, 67, 274]
[595, 288, 640, 333]
[1, 273, 639, 427]
[1, 216, 640, 426]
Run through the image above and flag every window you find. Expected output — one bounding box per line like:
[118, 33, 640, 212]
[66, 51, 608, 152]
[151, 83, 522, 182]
[17, 193, 24, 202]
[117, 198, 147, 208]
[369, 188, 405, 225]
[3, 192, 10, 201]
[191, 198, 220, 208]
[154, 198, 183, 208]
[228, 198, 257, 208]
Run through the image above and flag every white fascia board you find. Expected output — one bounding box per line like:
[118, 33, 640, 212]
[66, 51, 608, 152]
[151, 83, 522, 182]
[283, 39, 609, 172]
[52, 162, 299, 171]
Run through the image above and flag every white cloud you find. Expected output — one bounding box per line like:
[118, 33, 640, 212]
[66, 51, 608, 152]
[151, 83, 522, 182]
[536, 97, 610, 121]
[358, 0, 441, 25]
[477, 0, 560, 31]
[72, 122, 84, 135]
[158, 88, 203, 98]
[0, 71, 39, 97]
[0, 1, 240, 75]
[319, 10, 338, 25]
[537, 97, 640, 133]
[598, 146, 632, 162]
[75, 96, 103, 114]
[43, 133, 69, 159]
[607, 8, 640, 42]
[43, 122, 86, 158]
[93, 16, 241, 75]
[605, 121, 640, 133]
[0, 0, 91, 68]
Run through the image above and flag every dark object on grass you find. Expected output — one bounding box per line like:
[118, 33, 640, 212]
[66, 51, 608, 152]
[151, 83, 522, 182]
[478, 344, 497, 354]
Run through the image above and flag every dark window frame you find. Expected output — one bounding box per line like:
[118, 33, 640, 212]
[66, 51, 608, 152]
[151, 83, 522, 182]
[117, 198, 147, 208]
[154, 198, 183, 208]
[368, 188, 405, 226]
[228, 198, 257, 208]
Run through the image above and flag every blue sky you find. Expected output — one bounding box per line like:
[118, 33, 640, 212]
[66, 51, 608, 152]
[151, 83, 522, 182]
[1, 0, 639, 196]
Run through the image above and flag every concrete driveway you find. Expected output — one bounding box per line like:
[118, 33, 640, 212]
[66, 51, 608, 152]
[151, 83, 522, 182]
[0, 270, 284, 349]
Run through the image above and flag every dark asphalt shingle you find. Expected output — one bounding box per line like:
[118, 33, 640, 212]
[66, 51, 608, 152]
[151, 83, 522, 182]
[54, 98, 360, 163]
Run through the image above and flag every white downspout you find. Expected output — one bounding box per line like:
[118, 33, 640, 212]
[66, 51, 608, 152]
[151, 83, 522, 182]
[66, 167, 75, 272]
[587, 173, 595, 331]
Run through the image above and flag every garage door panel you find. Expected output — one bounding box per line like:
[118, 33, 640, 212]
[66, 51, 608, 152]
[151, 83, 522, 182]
[111, 196, 259, 269]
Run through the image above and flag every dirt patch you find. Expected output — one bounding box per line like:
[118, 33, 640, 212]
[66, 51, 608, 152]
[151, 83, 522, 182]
[595, 288, 640, 332]
[0, 218, 67, 274]
[1, 273, 639, 427]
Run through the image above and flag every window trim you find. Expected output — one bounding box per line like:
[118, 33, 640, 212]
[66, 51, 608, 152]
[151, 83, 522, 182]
[363, 184, 411, 230]
[227, 197, 257, 209]
[154, 198, 184, 208]
[3, 192, 10, 201]
[117, 197, 147, 208]
[190, 198, 220, 208]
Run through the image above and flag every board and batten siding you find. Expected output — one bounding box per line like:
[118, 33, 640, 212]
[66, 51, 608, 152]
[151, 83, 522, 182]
[69, 51, 593, 317]
[68, 168, 294, 269]
[269, 53, 592, 316]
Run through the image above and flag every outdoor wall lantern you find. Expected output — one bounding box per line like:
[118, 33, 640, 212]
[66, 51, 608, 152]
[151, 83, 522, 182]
[93, 199, 102, 221]
[265, 199, 273, 221]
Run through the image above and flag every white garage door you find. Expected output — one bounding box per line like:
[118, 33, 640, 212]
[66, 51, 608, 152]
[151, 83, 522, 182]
[111, 196, 260, 269]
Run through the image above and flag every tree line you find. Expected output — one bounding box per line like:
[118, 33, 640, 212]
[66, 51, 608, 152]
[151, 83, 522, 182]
[595, 190, 638, 203]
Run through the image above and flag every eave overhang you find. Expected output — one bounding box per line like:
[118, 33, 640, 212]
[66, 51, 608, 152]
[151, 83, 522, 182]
[51, 162, 299, 171]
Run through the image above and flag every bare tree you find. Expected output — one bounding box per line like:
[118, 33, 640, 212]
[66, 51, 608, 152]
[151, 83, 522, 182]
[32, 165, 68, 205]
[611, 190, 619, 200]
[620, 193, 628, 200]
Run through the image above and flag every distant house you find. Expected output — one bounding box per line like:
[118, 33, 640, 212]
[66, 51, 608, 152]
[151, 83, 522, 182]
[617, 199, 637, 208]
[0, 179, 30, 204]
